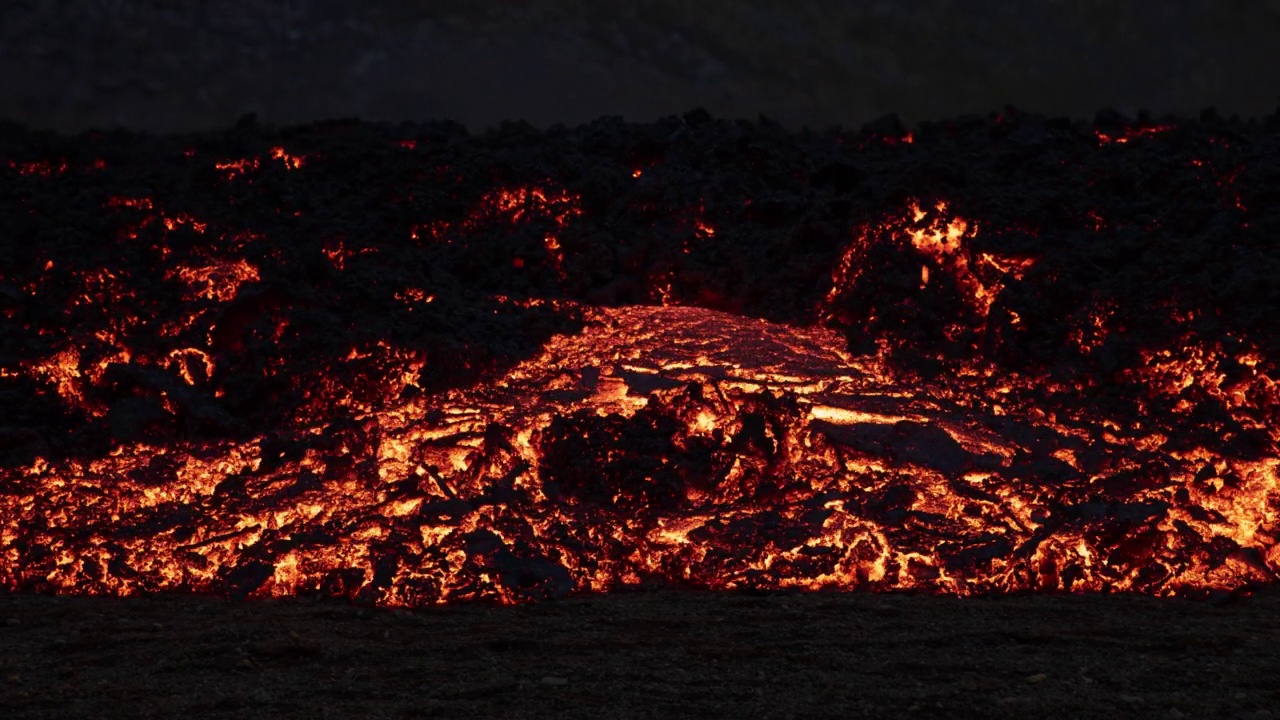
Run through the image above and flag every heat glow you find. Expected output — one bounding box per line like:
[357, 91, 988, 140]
[1, 126, 1276, 606]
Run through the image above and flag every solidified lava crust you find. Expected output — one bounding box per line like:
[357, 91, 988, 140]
[0, 108, 1278, 605]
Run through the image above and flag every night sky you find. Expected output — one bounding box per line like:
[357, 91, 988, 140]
[1, 1, 1276, 133]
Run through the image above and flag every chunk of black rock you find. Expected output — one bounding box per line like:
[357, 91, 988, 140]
[861, 113, 907, 137]
[811, 162, 861, 191]
[682, 107, 713, 127]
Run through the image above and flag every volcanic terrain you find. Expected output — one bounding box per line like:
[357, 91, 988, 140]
[1, 109, 1279, 717]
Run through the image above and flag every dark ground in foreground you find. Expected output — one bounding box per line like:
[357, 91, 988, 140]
[2, 589, 1278, 719]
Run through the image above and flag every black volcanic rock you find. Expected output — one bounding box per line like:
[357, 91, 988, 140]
[0, 110, 1277, 604]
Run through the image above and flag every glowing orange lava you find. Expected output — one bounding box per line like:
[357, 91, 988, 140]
[0, 136, 1275, 606]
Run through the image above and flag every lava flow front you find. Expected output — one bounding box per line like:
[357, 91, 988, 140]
[1, 110, 1278, 605]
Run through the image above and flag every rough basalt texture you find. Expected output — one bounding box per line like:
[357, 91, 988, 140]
[2, 110, 1278, 461]
[1, 110, 1278, 607]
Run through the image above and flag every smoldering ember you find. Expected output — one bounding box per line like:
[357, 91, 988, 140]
[0, 108, 1277, 607]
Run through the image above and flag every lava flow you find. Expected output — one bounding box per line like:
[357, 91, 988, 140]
[1, 110, 1278, 605]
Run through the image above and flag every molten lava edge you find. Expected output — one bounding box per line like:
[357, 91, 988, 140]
[0, 111, 1278, 605]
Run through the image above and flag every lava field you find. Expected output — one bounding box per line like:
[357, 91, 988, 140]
[1, 108, 1278, 606]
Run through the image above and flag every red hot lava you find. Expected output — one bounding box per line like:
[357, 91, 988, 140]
[0, 111, 1277, 605]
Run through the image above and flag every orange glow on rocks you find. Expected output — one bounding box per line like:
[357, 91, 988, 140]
[0, 110, 1276, 605]
[1095, 124, 1175, 145]
[214, 146, 308, 181]
[7, 296, 1275, 602]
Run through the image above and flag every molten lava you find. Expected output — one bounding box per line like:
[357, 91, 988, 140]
[1, 112, 1277, 605]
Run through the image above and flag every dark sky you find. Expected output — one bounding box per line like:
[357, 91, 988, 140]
[2, 0, 1278, 133]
